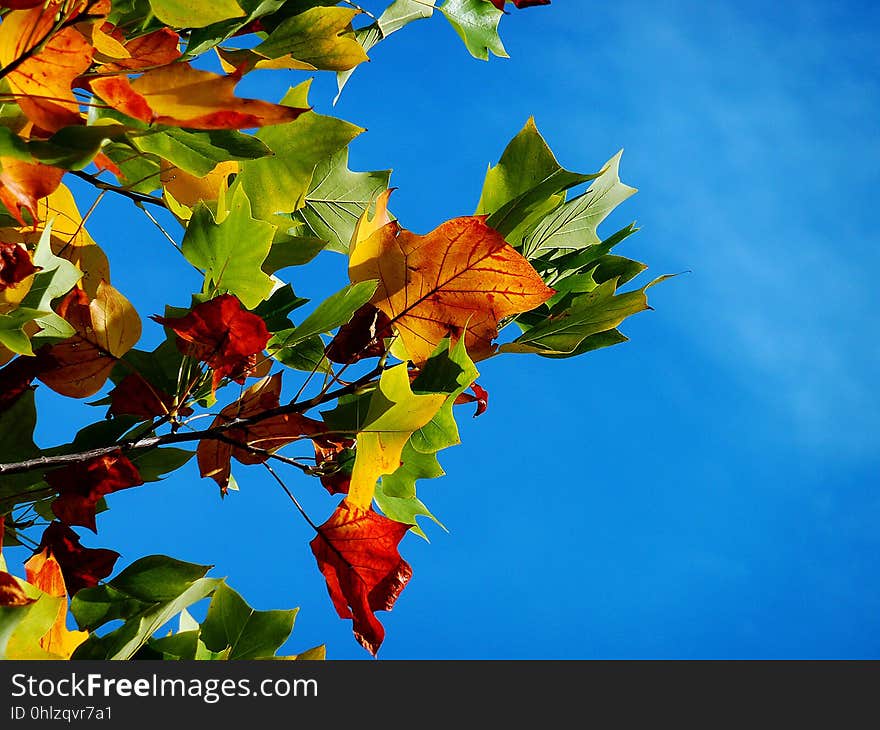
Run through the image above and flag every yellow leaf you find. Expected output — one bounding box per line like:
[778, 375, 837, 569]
[349, 204, 554, 364]
[161, 160, 238, 207]
[347, 364, 445, 509]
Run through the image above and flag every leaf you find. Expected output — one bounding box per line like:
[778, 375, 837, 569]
[182, 187, 275, 308]
[269, 280, 377, 354]
[374, 442, 446, 538]
[48, 450, 144, 531]
[343, 363, 446, 510]
[454, 381, 488, 417]
[0, 3, 94, 132]
[521, 150, 637, 258]
[108, 373, 177, 418]
[136, 128, 272, 177]
[90, 64, 307, 130]
[129, 447, 194, 483]
[440, 0, 508, 60]
[197, 373, 321, 493]
[325, 303, 393, 364]
[349, 206, 554, 364]
[219, 6, 368, 73]
[99, 27, 181, 71]
[152, 294, 270, 392]
[0, 355, 41, 415]
[147, 0, 244, 28]
[71, 555, 219, 660]
[502, 277, 663, 356]
[298, 148, 392, 254]
[0, 241, 38, 292]
[238, 80, 363, 220]
[2, 574, 64, 659]
[35, 522, 119, 596]
[0, 158, 65, 226]
[310, 502, 411, 656]
[200, 582, 297, 659]
[262, 232, 326, 273]
[37, 282, 142, 398]
[23, 549, 89, 658]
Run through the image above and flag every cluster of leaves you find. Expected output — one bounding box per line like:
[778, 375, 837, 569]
[0, 0, 664, 657]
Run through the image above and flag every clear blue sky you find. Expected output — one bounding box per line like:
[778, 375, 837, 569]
[12, 0, 880, 658]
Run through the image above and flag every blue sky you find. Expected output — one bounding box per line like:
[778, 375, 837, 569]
[11, 0, 880, 658]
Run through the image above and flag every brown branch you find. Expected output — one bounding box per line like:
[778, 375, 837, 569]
[68, 170, 168, 209]
[0, 365, 381, 477]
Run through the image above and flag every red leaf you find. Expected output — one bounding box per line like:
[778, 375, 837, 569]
[313, 435, 355, 495]
[453, 381, 489, 417]
[36, 522, 118, 596]
[325, 303, 393, 365]
[310, 502, 412, 656]
[0, 1, 47, 8]
[108, 373, 182, 419]
[152, 294, 270, 393]
[0, 356, 43, 414]
[48, 451, 143, 532]
[196, 373, 322, 494]
[99, 26, 181, 71]
[0, 158, 65, 226]
[0, 241, 38, 290]
[0, 571, 32, 607]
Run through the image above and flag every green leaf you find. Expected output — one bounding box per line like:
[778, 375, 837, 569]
[148, 0, 244, 28]
[502, 277, 662, 357]
[270, 333, 331, 373]
[72, 556, 218, 660]
[521, 150, 637, 259]
[268, 280, 377, 351]
[262, 232, 327, 273]
[1, 587, 63, 660]
[200, 582, 297, 660]
[182, 186, 276, 308]
[238, 80, 363, 220]
[440, 0, 508, 60]
[251, 283, 308, 331]
[298, 148, 391, 254]
[375, 442, 447, 539]
[0, 308, 47, 355]
[135, 129, 273, 177]
[186, 0, 288, 57]
[129, 448, 195, 482]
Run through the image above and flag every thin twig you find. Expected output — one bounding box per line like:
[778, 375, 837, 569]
[68, 170, 167, 209]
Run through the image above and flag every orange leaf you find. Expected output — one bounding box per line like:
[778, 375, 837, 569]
[0, 241, 39, 291]
[0, 3, 95, 133]
[197, 373, 322, 493]
[36, 522, 118, 596]
[0, 158, 65, 226]
[310, 502, 412, 656]
[98, 26, 181, 71]
[90, 64, 307, 130]
[24, 549, 88, 658]
[37, 282, 141, 398]
[349, 203, 554, 364]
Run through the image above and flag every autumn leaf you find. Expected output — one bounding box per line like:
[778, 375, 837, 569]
[325, 303, 392, 364]
[0, 571, 32, 607]
[0, 2, 95, 133]
[108, 372, 177, 419]
[0, 158, 65, 226]
[161, 161, 238, 207]
[89, 65, 308, 130]
[197, 373, 321, 493]
[310, 502, 412, 656]
[37, 282, 141, 398]
[454, 381, 489, 417]
[0, 241, 38, 291]
[349, 200, 554, 364]
[0, 355, 42, 414]
[96, 26, 181, 71]
[47, 451, 144, 531]
[35, 522, 119, 596]
[313, 433, 355, 495]
[23, 549, 88, 658]
[152, 294, 270, 393]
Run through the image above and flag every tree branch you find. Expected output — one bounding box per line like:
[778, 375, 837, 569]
[0, 365, 381, 477]
[68, 170, 168, 209]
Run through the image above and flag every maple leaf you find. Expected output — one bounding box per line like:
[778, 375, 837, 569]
[24, 548, 88, 658]
[37, 282, 142, 398]
[325, 303, 393, 364]
[0, 2, 95, 133]
[36, 522, 119, 596]
[197, 373, 321, 493]
[349, 198, 554, 364]
[0, 241, 38, 291]
[89, 65, 308, 130]
[313, 434, 355, 495]
[47, 450, 144, 531]
[152, 294, 270, 393]
[0, 158, 65, 226]
[310, 502, 412, 656]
